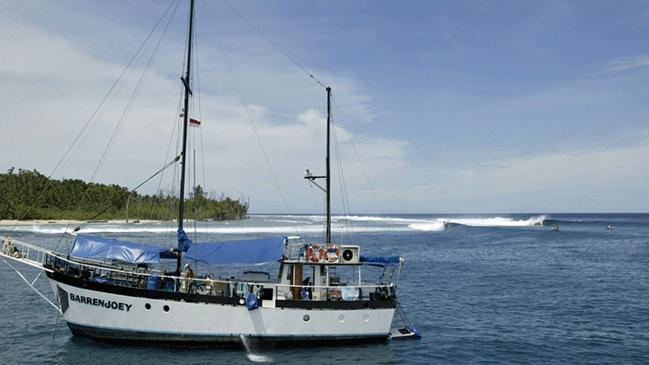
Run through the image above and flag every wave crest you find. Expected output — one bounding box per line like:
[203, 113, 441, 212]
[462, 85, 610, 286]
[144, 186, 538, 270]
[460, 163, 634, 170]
[407, 222, 447, 231]
[3, 215, 547, 235]
[441, 215, 546, 227]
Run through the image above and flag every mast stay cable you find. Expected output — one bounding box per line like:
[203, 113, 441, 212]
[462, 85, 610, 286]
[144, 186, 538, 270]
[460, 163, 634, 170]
[90, 0, 182, 183]
[202, 3, 295, 231]
[6, 0, 180, 233]
[73, 154, 182, 233]
[332, 95, 384, 215]
[220, 0, 328, 90]
[330, 106, 355, 240]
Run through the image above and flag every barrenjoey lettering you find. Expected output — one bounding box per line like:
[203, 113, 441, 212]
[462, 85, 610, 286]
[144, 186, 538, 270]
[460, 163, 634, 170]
[69, 292, 132, 312]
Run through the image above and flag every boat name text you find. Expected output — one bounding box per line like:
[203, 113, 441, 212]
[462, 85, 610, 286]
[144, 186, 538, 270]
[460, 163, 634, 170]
[69, 293, 132, 312]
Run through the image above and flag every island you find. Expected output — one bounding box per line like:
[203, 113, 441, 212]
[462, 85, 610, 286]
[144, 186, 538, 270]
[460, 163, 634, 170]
[0, 168, 248, 221]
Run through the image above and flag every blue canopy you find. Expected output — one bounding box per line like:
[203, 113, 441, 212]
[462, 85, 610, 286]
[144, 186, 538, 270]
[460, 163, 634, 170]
[70, 235, 171, 264]
[185, 237, 286, 265]
[360, 255, 401, 265]
[177, 228, 192, 252]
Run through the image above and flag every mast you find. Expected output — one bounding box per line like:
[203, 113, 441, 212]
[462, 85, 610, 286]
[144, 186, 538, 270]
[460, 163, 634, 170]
[325, 87, 331, 244]
[176, 0, 195, 277]
[304, 87, 333, 243]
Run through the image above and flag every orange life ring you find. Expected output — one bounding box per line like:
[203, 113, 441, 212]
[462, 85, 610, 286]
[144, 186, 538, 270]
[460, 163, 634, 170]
[306, 246, 320, 263]
[318, 248, 328, 262]
[326, 245, 340, 263]
[305, 247, 315, 262]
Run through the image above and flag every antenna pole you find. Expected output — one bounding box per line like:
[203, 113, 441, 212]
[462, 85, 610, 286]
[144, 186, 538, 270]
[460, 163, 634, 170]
[326, 86, 331, 244]
[177, 0, 195, 277]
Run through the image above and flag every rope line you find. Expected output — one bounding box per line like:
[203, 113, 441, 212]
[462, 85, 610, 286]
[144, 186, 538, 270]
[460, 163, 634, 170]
[90, 0, 182, 183]
[74, 154, 181, 233]
[331, 106, 355, 240]
[203, 3, 295, 227]
[332, 95, 384, 214]
[220, 0, 328, 89]
[6, 0, 179, 233]
[1, 258, 62, 314]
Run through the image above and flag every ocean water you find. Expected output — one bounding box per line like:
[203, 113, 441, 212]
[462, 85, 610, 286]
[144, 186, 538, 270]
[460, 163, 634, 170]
[1, 213, 648, 364]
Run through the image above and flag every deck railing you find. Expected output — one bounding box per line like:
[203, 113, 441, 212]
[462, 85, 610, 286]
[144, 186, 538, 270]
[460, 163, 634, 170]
[1, 236, 52, 272]
[43, 251, 395, 303]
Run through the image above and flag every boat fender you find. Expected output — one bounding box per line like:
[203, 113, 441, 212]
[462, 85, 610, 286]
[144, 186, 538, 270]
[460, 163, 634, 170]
[245, 293, 259, 310]
[300, 287, 310, 300]
[408, 325, 422, 339]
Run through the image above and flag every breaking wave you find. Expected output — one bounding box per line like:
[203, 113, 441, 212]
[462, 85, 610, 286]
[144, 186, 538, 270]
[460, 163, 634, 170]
[3, 215, 547, 235]
[6, 225, 413, 235]
[407, 222, 447, 231]
[254, 214, 427, 224]
[408, 215, 546, 231]
[442, 215, 546, 227]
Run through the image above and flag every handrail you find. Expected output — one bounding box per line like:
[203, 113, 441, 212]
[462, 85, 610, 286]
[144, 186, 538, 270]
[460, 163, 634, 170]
[275, 283, 393, 290]
[2, 236, 53, 254]
[1, 236, 53, 272]
[3, 236, 396, 293]
[47, 251, 394, 289]
[46, 251, 393, 291]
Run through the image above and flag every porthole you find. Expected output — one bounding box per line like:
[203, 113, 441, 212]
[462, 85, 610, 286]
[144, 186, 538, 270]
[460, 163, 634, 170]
[145, 303, 151, 310]
[303, 314, 310, 322]
[163, 305, 170, 312]
[338, 314, 345, 323]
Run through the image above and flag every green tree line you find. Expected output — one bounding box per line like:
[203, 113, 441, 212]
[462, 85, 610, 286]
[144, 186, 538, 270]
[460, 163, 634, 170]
[0, 168, 248, 221]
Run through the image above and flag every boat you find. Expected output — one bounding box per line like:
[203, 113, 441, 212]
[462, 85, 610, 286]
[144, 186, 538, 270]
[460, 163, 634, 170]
[0, 0, 418, 347]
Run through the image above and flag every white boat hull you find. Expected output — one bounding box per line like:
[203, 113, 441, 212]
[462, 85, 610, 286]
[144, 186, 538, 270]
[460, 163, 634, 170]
[48, 277, 395, 346]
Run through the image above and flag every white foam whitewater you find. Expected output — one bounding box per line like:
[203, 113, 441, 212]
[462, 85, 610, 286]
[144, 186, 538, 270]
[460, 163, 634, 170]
[240, 334, 272, 363]
[9, 225, 415, 235]
[6, 215, 546, 235]
[408, 215, 546, 231]
[407, 221, 447, 231]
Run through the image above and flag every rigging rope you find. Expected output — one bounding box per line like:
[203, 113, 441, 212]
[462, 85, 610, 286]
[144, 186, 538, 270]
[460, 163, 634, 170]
[193, 10, 207, 193]
[332, 95, 384, 214]
[220, 0, 328, 90]
[331, 106, 355, 240]
[55, 0, 180, 180]
[6, 0, 180, 232]
[1, 258, 61, 314]
[203, 3, 295, 228]
[90, 0, 182, 183]
[73, 154, 181, 233]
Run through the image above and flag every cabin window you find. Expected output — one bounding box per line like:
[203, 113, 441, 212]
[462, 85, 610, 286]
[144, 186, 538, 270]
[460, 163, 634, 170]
[286, 265, 293, 281]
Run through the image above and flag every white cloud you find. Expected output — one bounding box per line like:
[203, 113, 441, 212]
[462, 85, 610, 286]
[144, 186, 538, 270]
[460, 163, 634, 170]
[603, 54, 649, 75]
[0, 5, 411, 214]
[401, 139, 649, 212]
[2, 2, 648, 214]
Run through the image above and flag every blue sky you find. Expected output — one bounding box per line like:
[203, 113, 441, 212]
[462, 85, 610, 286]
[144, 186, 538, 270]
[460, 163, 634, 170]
[0, 0, 648, 213]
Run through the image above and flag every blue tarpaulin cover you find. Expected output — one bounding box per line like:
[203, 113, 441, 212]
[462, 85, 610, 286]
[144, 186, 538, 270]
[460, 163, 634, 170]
[177, 229, 192, 252]
[70, 235, 170, 264]
[360, 255, 401, 265]
[185, 237, 286, 265]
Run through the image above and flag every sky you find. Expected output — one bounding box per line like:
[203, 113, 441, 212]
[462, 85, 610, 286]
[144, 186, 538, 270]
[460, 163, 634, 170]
[0, 0, 648, 214]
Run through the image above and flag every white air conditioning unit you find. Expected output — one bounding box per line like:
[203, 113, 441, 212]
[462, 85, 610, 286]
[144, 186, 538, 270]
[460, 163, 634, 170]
[339, 245, 360, 264]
